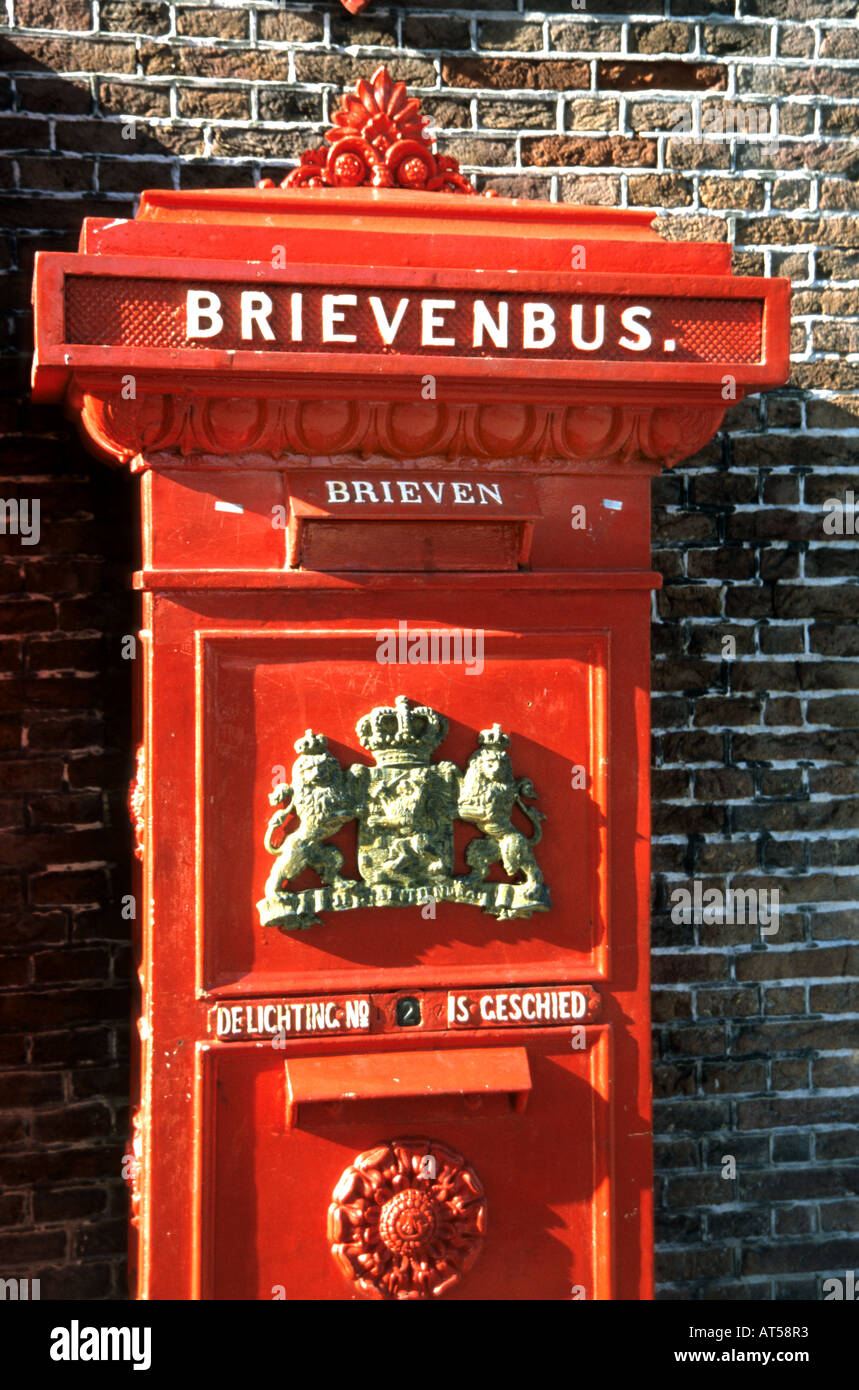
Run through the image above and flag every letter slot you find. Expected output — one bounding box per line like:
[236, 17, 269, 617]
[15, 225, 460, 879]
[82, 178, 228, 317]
[285, 1046, 531, 1128]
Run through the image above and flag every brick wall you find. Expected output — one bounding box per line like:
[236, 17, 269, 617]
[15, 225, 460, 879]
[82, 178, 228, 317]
[1, 0, 857, 1300]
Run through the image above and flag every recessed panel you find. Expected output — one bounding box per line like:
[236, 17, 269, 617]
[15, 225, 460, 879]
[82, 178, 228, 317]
[199, 629, 608, 994]
[202, 1027, 612, 1302]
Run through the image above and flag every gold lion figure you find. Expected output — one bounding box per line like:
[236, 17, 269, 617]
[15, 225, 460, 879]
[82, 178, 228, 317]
[263, 731, 355, 901]
[459, 724, 546, 907]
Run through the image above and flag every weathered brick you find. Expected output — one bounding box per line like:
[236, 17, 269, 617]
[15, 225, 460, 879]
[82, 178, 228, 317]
[141, 44, 283, 82]
[257, 88, 323, 124]
[703, 24, 770, 57]
[16, 0, 92, 27]
[330, 13, 397, 50]
[550, 23, 623, 54]
[523, 134, 657, 167]
[630, 24, 693, 56]
[743, 0, 851, 19]
[176, 87, 251, 121]
[778, 28, 815, 59]
[564, 98, 620, 132]
[738, 64, 858, 99]
[443, 57, 589, 92]
[99, 2, 169, 35]
[17, 75, 92, 113]
[1, 34, 136, 73]
[480, 99, 553, 131]
[598, 61, 725, 92]
[98, 81, 170, 118]
[478, 22, 543, 53]
[175, 8, 248, 40]
[257, 13, 324, 45]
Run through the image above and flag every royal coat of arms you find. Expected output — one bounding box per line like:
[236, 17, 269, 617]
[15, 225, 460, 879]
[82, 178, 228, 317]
[257, 696, 550, 931]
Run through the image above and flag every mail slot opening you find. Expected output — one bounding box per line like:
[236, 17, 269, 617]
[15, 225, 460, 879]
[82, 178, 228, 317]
[284, 1045, 532, 1128]
[294, 518, 533, 572]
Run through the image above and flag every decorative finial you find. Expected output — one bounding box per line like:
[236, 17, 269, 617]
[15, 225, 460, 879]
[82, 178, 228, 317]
[259, 64, 494, 196]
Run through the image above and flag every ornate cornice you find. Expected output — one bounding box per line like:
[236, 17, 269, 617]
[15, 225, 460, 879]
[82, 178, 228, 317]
[67, 383, 725, 472]
[259, 64, 483, 196]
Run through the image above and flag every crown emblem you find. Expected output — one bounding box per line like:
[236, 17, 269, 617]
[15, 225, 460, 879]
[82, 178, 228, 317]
[477, 723, 510, 752]
[355, 695, 447, 767]
[294, 730, 329, 757]
[259, 697, 551, 929]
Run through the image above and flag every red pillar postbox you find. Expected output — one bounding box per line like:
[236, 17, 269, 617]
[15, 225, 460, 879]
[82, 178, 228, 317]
[32, 67, 789, 1301]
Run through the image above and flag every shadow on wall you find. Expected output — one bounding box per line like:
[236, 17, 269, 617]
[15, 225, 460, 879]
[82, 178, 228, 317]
[0, 35, 308, 393]
[1, 43, 142, 1300]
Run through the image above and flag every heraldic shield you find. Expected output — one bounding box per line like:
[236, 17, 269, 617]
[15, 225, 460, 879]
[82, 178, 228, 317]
[257, 696, 551, 931]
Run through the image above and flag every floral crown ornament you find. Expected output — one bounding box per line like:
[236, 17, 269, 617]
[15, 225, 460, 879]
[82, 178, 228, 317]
[259, 64, 493, 196]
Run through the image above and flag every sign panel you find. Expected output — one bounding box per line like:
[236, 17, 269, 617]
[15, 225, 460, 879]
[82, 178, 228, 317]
[288, 470, 538, 518]
[447, 985, 600, 1027]
[65, 274, 762, 365]
[212, 995, 371, 1039]
[209, 985, 601, 1040]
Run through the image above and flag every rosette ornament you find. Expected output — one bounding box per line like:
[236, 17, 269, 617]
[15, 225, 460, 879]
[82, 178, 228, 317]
[259, 65, 484, 195]
[328, 1138, 487, 1299]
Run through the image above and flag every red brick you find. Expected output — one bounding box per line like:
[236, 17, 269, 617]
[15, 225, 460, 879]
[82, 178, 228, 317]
[598, 60, 725, 92]
[442, 57, 589, 92]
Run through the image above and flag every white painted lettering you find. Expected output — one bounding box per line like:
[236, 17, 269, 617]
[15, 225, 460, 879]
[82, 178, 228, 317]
[290, 291, 303, 342]
[473, 299, 508, 349]
[451, 482, 475, 503]
[570, 303, 605, 351]
[619, 305, 653, 352]
[369, 295, 409, 345]
[421, 299, 456, 347]
[523, 302, 555, 349]
[186, 289, 223, 339]
[322, 293, 358, 344]
[240, 290, 275, 341]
